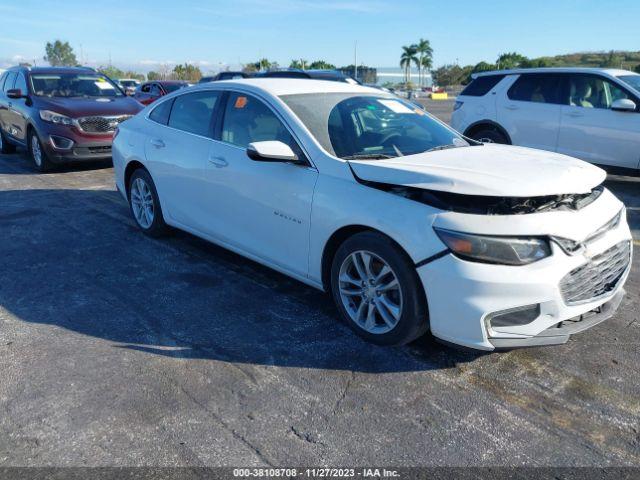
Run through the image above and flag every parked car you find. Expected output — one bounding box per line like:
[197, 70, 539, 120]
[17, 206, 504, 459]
[113, 79, 631, 350]
[451, 68, 640, 174]
[256, 69, 359, 84]
[133, 80, 188, 105]
[0, 66, 143, 171]
[199, 72, 252, 83]
[116, 78, 141, 96]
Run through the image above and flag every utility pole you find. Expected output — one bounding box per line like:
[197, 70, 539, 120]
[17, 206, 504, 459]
[354, 41, 358, 82]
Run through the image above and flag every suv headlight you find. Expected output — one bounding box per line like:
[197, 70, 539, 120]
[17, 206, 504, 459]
[434, 228, 551, 266]
[39, 110, 73, 125]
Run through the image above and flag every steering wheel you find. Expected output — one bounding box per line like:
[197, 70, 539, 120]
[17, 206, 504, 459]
[380, 132, 403, 148]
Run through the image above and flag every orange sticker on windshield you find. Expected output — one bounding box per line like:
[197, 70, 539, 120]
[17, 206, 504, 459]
[234, 96, 248, 108]
[414, 108, 426, 115]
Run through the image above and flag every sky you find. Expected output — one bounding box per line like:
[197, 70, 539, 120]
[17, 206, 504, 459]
[1, 0, 638, 73]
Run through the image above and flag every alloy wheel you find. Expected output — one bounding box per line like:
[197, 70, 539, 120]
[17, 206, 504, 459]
[31, 134, 42, 166]
[130, 177, 155, 229]
[338, 250, 403, 334]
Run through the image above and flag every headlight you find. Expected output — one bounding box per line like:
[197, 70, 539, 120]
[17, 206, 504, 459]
[39, 110, 73, 125]
[434, 228, 551, 266]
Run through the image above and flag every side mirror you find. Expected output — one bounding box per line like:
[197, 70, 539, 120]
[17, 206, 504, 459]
[247, 141, 298, 162]
[7, 89, 23, 99]
[611, 98, 637, 112]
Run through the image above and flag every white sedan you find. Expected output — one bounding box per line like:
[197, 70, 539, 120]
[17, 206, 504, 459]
[112, 79, 632, 350]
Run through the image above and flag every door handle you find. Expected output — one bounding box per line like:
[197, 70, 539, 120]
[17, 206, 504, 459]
[150, 139, 165, 148]
[504, 104, 518, 110]
[566, 111, 584, 118]
[208, 155, 228, 168]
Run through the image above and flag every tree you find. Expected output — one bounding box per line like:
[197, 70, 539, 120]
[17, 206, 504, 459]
[635, 64, 640, 74]
[44, 40, 78, 66]
[521, 57, 552, 68]
[415, 38, 433, 87]
[432, 64, 472, 87]
[147, 71, 161, 80]
[172, 63, 202, 82]
[496, 52, 528, 69]
[251, 58, 277, 71]
[98, 65, 125, 79]
[309, 60, 336, 70]
[600, 50, 623, 68]
[400, 45, 418, 84]
[289, 59, 308, 70]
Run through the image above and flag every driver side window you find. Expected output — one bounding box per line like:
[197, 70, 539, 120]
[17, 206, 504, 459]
[568, 75, 631, 110]
[221, 92, 304, 160]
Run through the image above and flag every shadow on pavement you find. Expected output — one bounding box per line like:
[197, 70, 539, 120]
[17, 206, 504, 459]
[0, 188, 485, 373]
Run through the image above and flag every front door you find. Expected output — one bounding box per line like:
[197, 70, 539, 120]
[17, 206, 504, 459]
[496, 73, 564, 152]
[202, 91, 318, 277]
[557, 73, 640, 170]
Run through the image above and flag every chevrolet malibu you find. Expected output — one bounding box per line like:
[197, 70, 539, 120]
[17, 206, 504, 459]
[112, 79, 632, 350]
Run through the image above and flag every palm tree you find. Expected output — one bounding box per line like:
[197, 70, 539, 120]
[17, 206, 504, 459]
[415, 38, 433, 87]
[400, 45, 418, 85]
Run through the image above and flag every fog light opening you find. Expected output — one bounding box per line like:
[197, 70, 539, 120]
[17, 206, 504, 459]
[487, 304, 541, 330]
[49, 135, 74, 150]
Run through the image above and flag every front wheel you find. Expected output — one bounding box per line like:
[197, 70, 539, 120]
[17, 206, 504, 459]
[128, 168, 169, 237]
[330, 231, 428, 346]
[28, 130, 52, 172]
[469, 128, 508, 144]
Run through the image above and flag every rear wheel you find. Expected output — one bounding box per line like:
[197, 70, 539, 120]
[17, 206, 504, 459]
[28, 129, 52, 172]
[128, 168, 169, 237]
[0, 129, 16, 154]
[469, 127, 508, 144]
[330, 231, 428, 346]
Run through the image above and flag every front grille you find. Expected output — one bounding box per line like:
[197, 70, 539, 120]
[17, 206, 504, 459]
[560, 241, 631, 305]
[88, 145, 111, 153]
[76, 115, 131, 133]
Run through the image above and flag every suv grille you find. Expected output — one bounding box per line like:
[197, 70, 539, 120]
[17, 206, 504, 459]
[76, 115, 132, 133]
[560, 241, 631, 305]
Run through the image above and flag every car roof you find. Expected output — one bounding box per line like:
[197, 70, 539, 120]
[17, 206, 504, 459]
[12, 66, 98, 75]
[190, 78, 380, 96]
[473, 67, 638, 79]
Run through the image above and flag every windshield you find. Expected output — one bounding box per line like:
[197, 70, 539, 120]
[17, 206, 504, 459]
[618, 75, 640, 93]
[280, 93, 468, 159]
[30, 73, 123, 98]
[119, 80, 138, 87]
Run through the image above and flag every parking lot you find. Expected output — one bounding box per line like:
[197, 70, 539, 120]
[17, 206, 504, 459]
[0, 100, 639, 467]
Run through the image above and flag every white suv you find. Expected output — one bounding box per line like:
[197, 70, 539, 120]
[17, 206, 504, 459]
[451, 68, 640, 174]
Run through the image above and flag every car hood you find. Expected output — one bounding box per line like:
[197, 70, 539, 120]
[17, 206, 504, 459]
[348, 144, 606, 197]
[37, 96, 143, 118]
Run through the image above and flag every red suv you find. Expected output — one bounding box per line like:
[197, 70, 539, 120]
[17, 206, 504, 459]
[133, 80, 188, 105]
[0, 66, 143, 171]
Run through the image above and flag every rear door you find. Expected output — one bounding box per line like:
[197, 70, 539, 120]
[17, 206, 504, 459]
[496, 73, 564, 152]
[143, 90, 221, 229]
[0, 71, 17, 140]
[557, 73, 640, 169]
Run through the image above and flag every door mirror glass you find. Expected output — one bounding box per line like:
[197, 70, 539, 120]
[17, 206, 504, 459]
[7, 89, 23, 99]
[247, 141, 298, 162]
[611, 98, 636, 112]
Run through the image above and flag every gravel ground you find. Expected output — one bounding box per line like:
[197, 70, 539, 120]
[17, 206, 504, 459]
[0, 105, 638, 468]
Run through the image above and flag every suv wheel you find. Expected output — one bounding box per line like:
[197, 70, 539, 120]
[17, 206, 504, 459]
[469, 127, 508, 145]
[28, 130, 52, 172]
[128, 168, 169, 237]
[330, 231, 428, 346]
[0, 128, 16, 154]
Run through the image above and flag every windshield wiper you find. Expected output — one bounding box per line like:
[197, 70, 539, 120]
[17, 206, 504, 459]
[342, 153, 395, 160]
[425, 144, 459, 152]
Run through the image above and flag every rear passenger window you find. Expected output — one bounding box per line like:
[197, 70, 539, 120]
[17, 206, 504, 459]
[507, 74, 563, 104]
[149, 99, 174, 125]
[3, 72, 16, 92]
[460, 75, 505, 96]
[168, 91, 219, 137]
[0, 73, 7, 91]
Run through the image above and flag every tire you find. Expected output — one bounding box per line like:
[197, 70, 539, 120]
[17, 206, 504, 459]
[330, 231, 428, 346]
[469, 127, 509, 144]
[128, 168, 169, 237]
[0, 128, 16, 154]
[28, 129, 52, 172]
